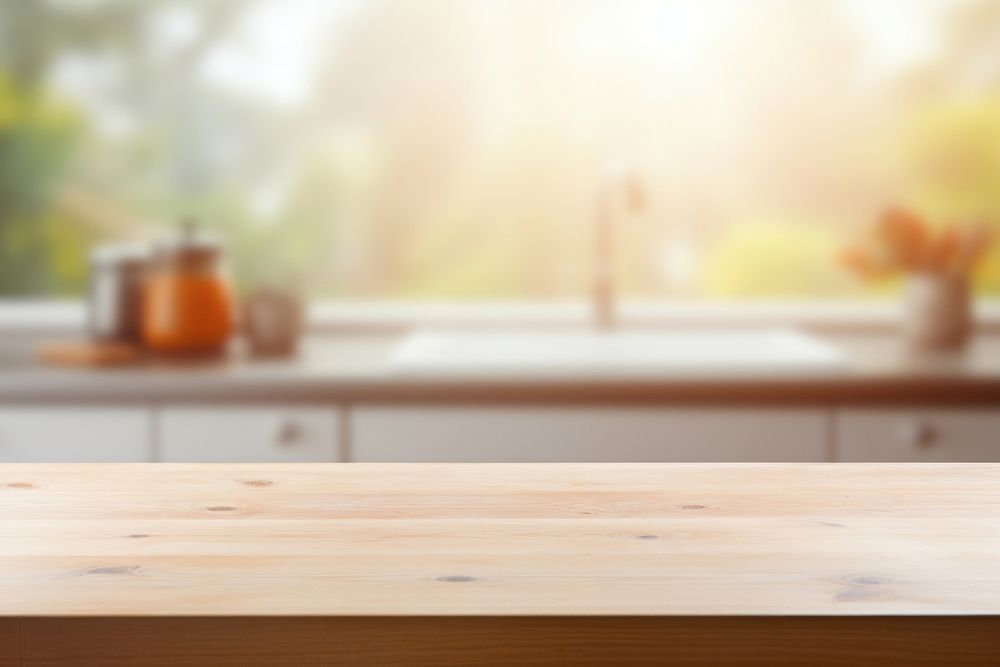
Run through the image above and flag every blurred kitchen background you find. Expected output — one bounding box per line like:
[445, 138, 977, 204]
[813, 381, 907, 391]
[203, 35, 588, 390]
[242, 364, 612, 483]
[3, 0, 1000, 303]
[5, 0, 1000, 467]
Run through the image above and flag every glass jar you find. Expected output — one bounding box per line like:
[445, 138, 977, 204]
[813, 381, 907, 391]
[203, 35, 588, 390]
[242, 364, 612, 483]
[88, 243, 150, 344]
[142, 221, 234, 354]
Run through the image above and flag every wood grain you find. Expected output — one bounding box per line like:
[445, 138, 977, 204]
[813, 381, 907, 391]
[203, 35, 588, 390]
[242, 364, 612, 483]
[13, 616, 1000, 666]
[2, 463, 1000, 664]
[0, 619, 20, 667]
[2, 463, 1000, 616]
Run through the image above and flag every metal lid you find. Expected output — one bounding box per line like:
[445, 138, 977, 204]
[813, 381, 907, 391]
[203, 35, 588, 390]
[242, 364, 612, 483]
[90, 242, 151, 269]
[153, 218, 224, 264]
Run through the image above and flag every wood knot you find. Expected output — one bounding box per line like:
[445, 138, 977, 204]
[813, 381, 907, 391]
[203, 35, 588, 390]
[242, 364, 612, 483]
[241, 480, 274, 487]
[437, 575, 478, 583]
[835, 574, 892, 602]
[678, 504, 707, 510]
[5, 482, 36, 489]
[205, 505, 238, 512]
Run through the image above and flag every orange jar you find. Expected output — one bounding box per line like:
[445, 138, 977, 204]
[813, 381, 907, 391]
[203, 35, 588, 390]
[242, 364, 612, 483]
[142, 221, 234, 354]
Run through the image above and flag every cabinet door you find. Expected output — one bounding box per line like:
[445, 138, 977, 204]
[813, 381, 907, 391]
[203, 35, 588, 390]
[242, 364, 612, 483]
[350, 407, 827, 462]
[0, 407, 150, 462]
[159, 406, 340, 462]
[836, 409, 1000, 462]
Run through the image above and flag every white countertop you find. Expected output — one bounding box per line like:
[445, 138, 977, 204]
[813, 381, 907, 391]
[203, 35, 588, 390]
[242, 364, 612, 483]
[1, 331, 999, 405]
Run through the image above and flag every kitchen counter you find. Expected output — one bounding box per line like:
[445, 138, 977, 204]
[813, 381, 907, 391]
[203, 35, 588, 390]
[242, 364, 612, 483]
[1, 462, 998, 664]
[2, 332, 1000, 405]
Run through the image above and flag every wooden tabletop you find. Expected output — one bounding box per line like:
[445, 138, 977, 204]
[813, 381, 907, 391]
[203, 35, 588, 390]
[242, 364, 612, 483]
[2, 462, 1000, 617]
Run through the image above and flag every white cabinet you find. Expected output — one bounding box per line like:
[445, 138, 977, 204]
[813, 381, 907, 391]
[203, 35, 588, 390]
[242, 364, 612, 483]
[5, 402, 996, 464]
[0, 407, 150, 462]
[158, 406, 340, 462]
[349, 407, 827, 462]
[836, 409, 1000, 462]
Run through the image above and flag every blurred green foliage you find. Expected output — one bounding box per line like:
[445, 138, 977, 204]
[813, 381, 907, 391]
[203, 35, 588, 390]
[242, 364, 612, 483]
[0, 72, 85, 294]
[903, 96, 1000, 294]
[904, 98, 1000, 223]
[703, 218, 851, 298]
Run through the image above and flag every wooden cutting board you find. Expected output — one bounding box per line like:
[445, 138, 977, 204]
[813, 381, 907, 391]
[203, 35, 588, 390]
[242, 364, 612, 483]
[1, 462, 998, 665]
[36, 340, 141, 367]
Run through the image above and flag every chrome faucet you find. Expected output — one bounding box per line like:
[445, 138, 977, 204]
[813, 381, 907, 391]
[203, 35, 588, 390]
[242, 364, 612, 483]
[594, 163, 645, 330]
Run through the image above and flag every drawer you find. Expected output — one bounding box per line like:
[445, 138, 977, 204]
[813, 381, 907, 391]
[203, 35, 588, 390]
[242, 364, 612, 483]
[350, 407, 827, 462]
[836, 409, 1000, 462]
[0, 407, 150, 462]
[159, 407, 340, 462]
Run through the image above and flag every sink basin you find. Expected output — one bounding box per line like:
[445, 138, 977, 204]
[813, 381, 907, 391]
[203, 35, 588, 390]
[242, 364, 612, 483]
[390, 328, 847, 377]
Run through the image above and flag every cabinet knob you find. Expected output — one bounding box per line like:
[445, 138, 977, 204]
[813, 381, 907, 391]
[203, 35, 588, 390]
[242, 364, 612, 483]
[275, 419, 303, 447]
[896, 420, 937, 448]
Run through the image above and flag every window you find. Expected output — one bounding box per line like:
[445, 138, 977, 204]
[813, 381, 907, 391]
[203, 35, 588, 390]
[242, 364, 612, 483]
[1, 0, 998, 300]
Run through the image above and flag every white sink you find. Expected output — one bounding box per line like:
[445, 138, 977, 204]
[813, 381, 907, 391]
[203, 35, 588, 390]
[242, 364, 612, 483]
[390, 328, 847, 378]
